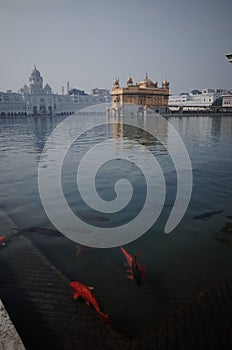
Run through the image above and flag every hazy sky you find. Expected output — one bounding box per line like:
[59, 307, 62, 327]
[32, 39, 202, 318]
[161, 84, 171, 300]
[0, 0, 231, 94]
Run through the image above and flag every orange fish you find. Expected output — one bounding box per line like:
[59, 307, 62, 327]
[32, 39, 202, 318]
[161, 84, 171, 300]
[70, 281, 109, 320]
[0, 236, 6, 247]
[120, 246, 147, 285]
[76, 244, 87, 256]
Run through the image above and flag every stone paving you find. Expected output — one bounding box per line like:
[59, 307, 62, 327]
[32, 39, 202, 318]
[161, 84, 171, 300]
[0, 299, 26, 350]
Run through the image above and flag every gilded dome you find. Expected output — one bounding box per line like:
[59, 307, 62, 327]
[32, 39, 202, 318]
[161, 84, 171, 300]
[127, 75, 133, 86]
[113, 77, 120, 88]
[162, 80, 169, 88]
[139, 74, 156, 88]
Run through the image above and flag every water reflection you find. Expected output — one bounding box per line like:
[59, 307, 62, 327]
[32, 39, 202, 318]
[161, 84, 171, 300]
[109, 114, 168, 149]
[0, 114, 231, 230]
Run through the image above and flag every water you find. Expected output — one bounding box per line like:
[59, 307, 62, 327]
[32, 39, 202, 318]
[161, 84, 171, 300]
[0, 113, 232, 337]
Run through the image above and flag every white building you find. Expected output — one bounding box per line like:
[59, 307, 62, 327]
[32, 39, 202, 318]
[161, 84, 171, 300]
[1, 66, 111, 116]
[168, 88, 225, 111]
[20, 66, 56, 115]
[222, 95, 232, 108]
[23, 66, 111, 115]
[0, 91, 27, 116]
[91, 88, 111, 103]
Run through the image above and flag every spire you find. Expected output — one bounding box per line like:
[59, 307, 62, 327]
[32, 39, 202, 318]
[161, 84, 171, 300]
[127, 74, 133, 86]
[113, 76, 120, 88]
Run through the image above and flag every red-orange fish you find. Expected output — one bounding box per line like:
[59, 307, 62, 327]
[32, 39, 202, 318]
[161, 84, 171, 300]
[70, 281, 109, 320]
[0, 236, 6, 247]
[76, 244, 90, 256]
[120, 246, 147, 285]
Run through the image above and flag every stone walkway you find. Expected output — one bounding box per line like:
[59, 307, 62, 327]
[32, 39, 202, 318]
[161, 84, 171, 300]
[0, 299, 26, 350]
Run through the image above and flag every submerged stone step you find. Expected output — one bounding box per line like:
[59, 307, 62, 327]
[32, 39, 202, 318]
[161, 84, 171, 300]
[0, 225, 129, 349]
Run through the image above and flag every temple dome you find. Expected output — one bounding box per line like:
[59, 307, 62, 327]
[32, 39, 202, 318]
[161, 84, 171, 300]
[28, 65, 43, 94]
[29, 65, 42, 81]
[113, 78, 120, 88]
[43, 84, 52, 94]
[162, 79, 169, 88]
[139, 74, 156, 88]
[127, 76, 133, 86]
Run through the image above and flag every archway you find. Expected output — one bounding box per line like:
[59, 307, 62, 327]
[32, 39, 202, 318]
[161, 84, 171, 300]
[48, 106, 53, 115]
[33, 106, 37, 115]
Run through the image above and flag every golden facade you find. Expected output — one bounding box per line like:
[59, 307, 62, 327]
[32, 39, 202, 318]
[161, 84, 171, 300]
[111, 74, 169, 111]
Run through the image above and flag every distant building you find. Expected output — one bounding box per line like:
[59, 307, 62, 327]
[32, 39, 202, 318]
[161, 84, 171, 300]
[222, 95, 232, 108]
[91, 88, 111, 103]
[0, 66, 111, 116]
[223, 53, 232, 109]
[19, 66, 54, 115]
[226, 53, 232, 63]
[0, 91, 27, 116]
[168, 89, 226, 111]
[111, 74, 170, 114]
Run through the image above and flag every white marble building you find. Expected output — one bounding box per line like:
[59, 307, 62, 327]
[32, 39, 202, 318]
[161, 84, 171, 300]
[0, 91, 27, 116]
[168, 88, 225, 111]
[23, 66, 111, 115]
[91, 88, 111, 103]
[0, 66, 111, 116]
[20, 66, 56, 115]
[222, 95, 232, 108]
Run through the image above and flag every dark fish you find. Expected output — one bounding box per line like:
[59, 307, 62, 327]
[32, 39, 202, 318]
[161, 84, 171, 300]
[79, 214, 109, 222]
[164, 203, 174, 208]
[132, 253, 142, 286]
[120, 246, 147, 286]
[193, 210, 223, 221]
[22, 227, 62, 237]
[226, 215, 232, 220]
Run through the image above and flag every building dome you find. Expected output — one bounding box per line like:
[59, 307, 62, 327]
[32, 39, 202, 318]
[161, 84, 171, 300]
[29, 65, 42, 81]
[139, 74, 156, 88]
[43, 84, 52, 94]
[28, 65, 43, 94]
[113, 78, 120, 88]
[127, 75, 133, 86]
[162, 79, 169, 88]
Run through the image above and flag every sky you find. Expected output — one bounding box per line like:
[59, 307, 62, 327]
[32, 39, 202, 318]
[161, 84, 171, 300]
[0, 0, 231, 95]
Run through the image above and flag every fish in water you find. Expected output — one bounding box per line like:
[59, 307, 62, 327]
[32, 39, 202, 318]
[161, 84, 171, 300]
[193, 210, 223, 221]
[0, 235, 6, 247]
[78, 213, 109, 222]
[70, 281, 109, 320]
[120, 246, 147, 285]
[164, 203, 174, 208]
[131, 253, 143, 286]
[76, 244, 94, 256]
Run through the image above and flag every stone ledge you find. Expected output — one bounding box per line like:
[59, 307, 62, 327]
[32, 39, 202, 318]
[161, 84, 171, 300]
[0, 299, 26, 350]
